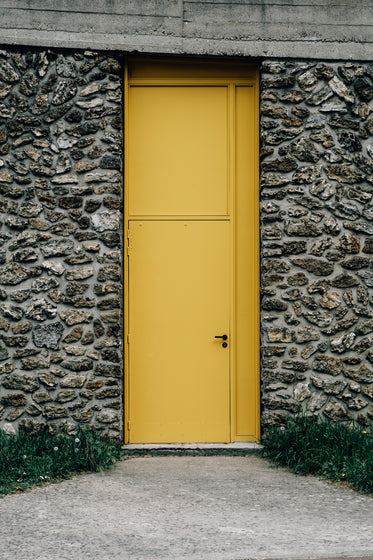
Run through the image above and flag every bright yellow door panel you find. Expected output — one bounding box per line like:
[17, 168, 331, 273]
[125, 61, 260, 444]
[128, 86, 228, 216]
[235, 86, 260, 440]
[128, 220, 230, 443]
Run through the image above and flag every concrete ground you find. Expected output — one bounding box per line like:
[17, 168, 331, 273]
[0, 455, 372, 560]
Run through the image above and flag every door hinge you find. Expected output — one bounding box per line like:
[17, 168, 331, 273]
[126, 230, 131, 255]
[127, 334, 131, 344]
[127, 421, 132, 431]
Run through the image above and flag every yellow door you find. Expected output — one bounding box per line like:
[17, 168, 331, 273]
[128, 220, 230, 442]
[125, 59, 260, 443]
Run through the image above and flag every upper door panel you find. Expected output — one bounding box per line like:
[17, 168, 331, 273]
[128, 85, 228, 216]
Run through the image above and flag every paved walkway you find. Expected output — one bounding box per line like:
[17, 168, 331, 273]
[0, 455, 372, 560]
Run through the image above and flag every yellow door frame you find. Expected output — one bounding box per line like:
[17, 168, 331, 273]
[124, 57, 260, 443]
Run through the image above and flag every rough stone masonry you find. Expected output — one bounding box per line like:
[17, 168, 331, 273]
[1, 48, 373, 439]
[0, 48, 123, 438]
[261, 59, 373, 429]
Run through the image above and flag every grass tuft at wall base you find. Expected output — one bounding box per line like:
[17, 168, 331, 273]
[0, 426, 124, 497]
[261, 415, 373, 495]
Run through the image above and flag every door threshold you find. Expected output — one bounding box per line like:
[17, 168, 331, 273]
[122, 442, 262, 457]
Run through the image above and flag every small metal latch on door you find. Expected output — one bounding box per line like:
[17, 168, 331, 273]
[215, 334, 228, 348]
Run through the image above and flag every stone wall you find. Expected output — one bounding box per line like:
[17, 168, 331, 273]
[261, 60, 373, 428]
[0, 48, 123, 438]
[2, 47, 373, 439]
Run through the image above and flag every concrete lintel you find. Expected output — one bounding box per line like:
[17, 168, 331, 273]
[1, 29, 373, 61]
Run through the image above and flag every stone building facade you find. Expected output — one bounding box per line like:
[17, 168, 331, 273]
[1, 1, 373, 439]
[260, 60, 373, 428]
[0, 49, 124, 437]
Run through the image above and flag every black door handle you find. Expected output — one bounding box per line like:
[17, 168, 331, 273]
[215, 335, 228, 340]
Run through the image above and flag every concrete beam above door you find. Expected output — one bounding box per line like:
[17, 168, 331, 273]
[0, 1, 372, 61]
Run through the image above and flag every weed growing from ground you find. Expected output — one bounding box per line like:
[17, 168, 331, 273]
[0, 426, 123, 497]
[261, 415, 373, 494]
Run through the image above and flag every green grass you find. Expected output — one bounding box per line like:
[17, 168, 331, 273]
[261, 415, 373, 494]
[0, 426, 124, 497]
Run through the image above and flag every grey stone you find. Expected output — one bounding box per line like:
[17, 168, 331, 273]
[60, 309, 93, 326]
[33, 322, 64, 349]
[0, 59, 19, 83]
[303, 310, 333, 328]
[309, 179, 335, 200]
[91, 211, 120, 232]
[267, 327, 291, 343]
[325, 164, 364, 183]
[291, 258, 334, 276]
[94, 363, 121, 378]
[97, 265, 121, 282]
[42, 261, 66, 276]
[285, 219, 322, 237]
[352, 334, 373, 353]
[292, 165, 322, 184]
[52, 80, 77, 105]
[354, 76, 373, 102]
[345, 221, 373, 235]
[38, 373, 57, 388]
[324, 399, 352, 421]
[31, 390, 52, 404]
[305, 114, 326, 128]
[43, 404, 69, 420]
[282, 360, 308, 372]
[357, 270, 373, 287]
[71, 408, 94, 422]
[335, 233, 360, 254]
[311, 374, 347, 395]
[19, 70, 39, 96]
[60, 374, 87, 388]
[306, 85, 333, 106]
[31, 94, 50, 115]
[330, 273, 359, 288]
[356, 319, 373, 335]
[31, 277, 60, 293]
[56, 56, 77, 78]
[326, 201, 360, 220]
[328, 114, 360, 130]
[0, 393, 27, 407]
[295, 326, 320, 343]
[0, 303, 23, 320]
[312, 354, 343, 376]
[307, 392, 328, 412]
[65, 267, 94, 281]
[328, 76, 355, 103]
[330, 332, 356, 353]
[2, 373, 38, 392]
[362, 384, 373, 399]
[21, 356, 49, 370]
[341, 256, 370, 270]
[290, 137, 320, 162]
[25, 298, 57, 321]
[0, 362, 14, 374]
[60, 358, 93, 372]
[338, 130, 362, 152]
[345, 365, 373, 383]
[309, 238, 332, 257]
[26, 403, 42, 416]
[0, 263, 31, 285]
[319, 291, 341, 309]
[56, 389, 77, 403]
[96, 409, 118, 424]
[262, 128, 302, 145]
[320, 102, 347, 113]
